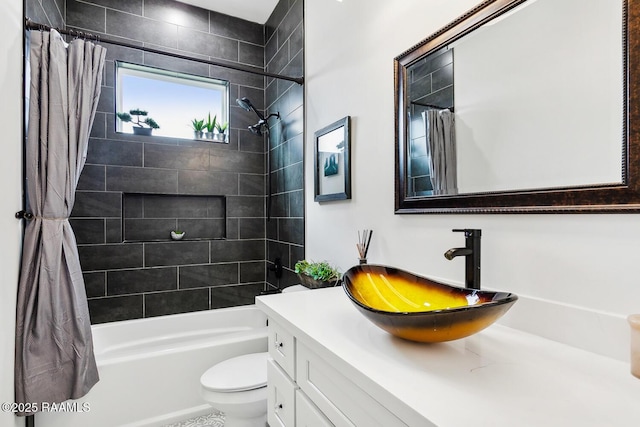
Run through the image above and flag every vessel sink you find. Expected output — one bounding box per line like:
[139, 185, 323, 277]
[342, 264, 517, 343]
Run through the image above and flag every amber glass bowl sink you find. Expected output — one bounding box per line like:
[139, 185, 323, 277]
[342, 264, 517, 343]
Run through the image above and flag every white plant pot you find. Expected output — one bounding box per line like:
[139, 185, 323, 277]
[170, 231, 185, 241]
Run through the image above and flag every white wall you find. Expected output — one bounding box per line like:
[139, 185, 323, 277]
[305, 0, 638, 361]
[0, 0, 25, 426]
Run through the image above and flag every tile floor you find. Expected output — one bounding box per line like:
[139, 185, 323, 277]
[162, 411, 225, 427]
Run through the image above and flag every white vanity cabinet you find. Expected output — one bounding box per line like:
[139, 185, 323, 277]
[267, 319, 337, 427]
[266, 318, 408, 427]
[258, 288, 640, 427]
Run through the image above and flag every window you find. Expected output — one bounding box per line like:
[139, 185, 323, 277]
[115, 62, 229, 140]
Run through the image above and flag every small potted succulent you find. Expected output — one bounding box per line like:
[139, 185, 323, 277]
[294, 260, 341, 289]
[170, 230, 185, 241]
[214, 121, 228, 142]
[191, 118, 206, 139]
[117, 109, 160, 136]
[205, 113, 217, 140]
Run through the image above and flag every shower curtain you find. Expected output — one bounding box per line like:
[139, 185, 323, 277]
[15, 29, 106, 415]
[422, 109, 458, 195]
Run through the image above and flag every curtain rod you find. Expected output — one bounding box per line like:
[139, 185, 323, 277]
[24, 18, 304, 85]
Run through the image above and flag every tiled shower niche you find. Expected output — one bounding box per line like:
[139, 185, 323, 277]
[123, 193, 226, 242]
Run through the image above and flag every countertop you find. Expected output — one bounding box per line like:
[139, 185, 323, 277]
[256, 287, 640, 427]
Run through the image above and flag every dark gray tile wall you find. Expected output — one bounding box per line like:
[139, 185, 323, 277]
[264, 0, 305, 289]
[26, 0, 65, 29]
[407, 48, 454, 196]
[66, 0, 272, 323]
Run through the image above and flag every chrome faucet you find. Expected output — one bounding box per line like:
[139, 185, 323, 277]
[444, 229, 481, 290]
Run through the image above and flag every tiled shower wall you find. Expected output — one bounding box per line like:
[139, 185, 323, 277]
[63, 0, 272, 323]
[26, 0, 65, 29]
[265, 0, 305, 288]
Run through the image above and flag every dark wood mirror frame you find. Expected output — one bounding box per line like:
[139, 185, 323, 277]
[395, 0, 638, 214]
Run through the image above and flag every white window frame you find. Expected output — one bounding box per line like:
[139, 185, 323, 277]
[115, 61, 229, 139]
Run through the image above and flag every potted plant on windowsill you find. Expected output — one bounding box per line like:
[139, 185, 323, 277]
[191, 118, 205, 139]
[294, 260, 341, 289]
[205, 113, 217, 140]
[117, 109, 160, 136]
[214, 121, 228, 142]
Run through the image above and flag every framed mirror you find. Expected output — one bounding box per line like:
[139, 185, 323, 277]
[395, 0, 639, 213]
[314, 116, 351, 202]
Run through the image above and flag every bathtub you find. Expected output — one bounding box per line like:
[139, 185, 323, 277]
[36, 305, 268, 427]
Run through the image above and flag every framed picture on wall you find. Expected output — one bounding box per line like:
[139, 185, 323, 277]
[314, 116, 351, 202]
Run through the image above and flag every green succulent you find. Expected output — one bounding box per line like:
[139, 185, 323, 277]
[205, 113, 217, 133]
[294, 260, 340, 282]
[215, 121, 228, 133]
[192, 118, 206, 131]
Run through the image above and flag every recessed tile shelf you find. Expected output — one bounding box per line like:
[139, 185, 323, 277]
[122, 193, 226, 243]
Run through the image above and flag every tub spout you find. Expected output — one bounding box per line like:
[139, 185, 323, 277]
[444, 229, 481, 290]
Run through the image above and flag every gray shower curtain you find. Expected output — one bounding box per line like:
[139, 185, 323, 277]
[15, 29, 106, 415]
[422, 109, 458, 195]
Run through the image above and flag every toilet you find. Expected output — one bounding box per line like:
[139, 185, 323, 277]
[200, 352, 269, 427]
[200, 286, 307, 427]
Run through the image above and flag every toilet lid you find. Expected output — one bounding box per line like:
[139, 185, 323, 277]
[201, 352, 268, 392]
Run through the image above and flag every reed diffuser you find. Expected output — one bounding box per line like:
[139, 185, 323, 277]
[357, 229, 373, 264]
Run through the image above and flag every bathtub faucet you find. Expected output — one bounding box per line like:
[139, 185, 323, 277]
[444, 229, 481, 290]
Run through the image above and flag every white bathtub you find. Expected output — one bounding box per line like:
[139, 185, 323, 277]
[36, 305, 268, 427]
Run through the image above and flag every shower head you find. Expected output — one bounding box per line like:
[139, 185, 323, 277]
[236, 97, 265, 121]
[236, 97, 253, 111]
[248, 113, 281, 136]
[248, 123, 263, 136]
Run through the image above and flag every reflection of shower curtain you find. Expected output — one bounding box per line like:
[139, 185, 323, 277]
[15, 29, 106, 415]
[422, 109, 458, 195]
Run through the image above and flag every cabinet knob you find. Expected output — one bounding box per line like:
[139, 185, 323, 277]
[275, 341, 284, 348]
[275, 403, 283, 410]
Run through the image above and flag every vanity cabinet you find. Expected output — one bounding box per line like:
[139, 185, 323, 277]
[266, 319, 406, 427]
[258, 288, 640, 427]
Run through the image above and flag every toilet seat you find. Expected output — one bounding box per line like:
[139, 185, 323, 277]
[201, 352, 268, 393]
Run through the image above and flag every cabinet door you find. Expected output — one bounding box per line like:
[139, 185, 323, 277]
[296, 342, 408, 427]
[267, 358, 297, 427]
[296, 390, 334, 427]
[269, 319, 296, 378]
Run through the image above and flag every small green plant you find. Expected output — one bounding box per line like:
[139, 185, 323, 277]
[117, 109, 160, 129]
[215, 121, 228, 134]
[294, 260, 340, 282]
[191, 118, 206, 132]
[205, 113, 217, 133]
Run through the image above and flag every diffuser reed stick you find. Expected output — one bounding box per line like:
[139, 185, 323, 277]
[357, 229, 373, 263]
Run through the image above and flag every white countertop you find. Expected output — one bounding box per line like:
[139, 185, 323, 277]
[256, 287, 640, 427]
